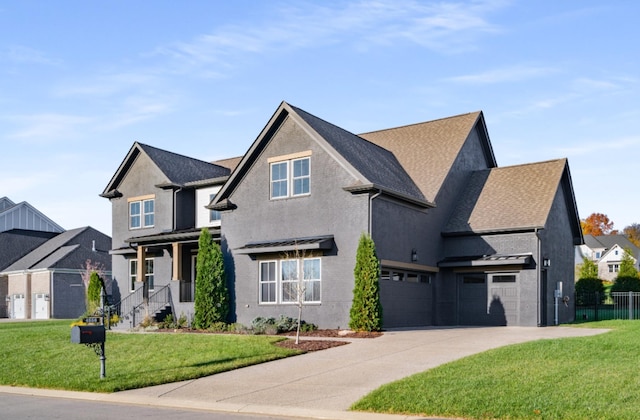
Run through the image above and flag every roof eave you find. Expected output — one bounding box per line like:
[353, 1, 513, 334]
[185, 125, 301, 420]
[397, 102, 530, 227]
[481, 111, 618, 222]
[343, 183, 435, 209]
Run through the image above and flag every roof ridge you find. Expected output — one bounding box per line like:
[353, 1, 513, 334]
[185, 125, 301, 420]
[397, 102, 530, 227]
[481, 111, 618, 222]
[491, 158, 567, 171]
[358, 111, 482, 136]
[137, 142, 227, 169]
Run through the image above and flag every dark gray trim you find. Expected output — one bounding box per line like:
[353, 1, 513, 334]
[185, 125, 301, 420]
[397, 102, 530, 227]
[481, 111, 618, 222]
[236, 235, 334, 255]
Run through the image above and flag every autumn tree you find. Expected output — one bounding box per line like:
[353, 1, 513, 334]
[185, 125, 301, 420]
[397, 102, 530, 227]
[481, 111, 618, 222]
[581, 213, 614, 236]
[623, 223, 640, 247]
[193, 228, 229, 329]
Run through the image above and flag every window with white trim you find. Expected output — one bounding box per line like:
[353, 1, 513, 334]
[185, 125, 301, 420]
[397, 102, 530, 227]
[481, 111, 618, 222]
[129, 198, 155, 229]
[209, 193, 221, 222]
[259, 257, 321, 304]
[129, 259, 137, 291]
[270, 157, 310, 199]
[129, 257, 155, 291]
[260, 261, 277, 303]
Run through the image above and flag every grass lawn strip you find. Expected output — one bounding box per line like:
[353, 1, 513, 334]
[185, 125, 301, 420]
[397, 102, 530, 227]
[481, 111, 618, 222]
[0, 320, 299, 393]
[352, 320, 640, 420]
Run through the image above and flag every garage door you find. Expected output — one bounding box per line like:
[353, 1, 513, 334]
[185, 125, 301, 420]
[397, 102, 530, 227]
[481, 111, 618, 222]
[34, 293, 49, 319]
[459, 273, 519, 326]
[11, 294, 26, 319]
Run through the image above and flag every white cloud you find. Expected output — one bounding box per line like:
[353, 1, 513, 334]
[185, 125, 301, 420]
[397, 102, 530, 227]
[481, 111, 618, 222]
[4, 45, 62, 66]
[3, 113, 93, 142]
[554, 136, 640, 157]
[446, 65, 557, 84]
[154, 0, 509, 74]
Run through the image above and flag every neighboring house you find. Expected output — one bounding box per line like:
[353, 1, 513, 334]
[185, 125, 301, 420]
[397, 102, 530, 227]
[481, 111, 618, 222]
[0, 197, 65, 317]
[1, 227, 111, 319]
[0, 197, 65, 233]
[100, 142, 233, 323]
[104, 102, 582, 328]
[0, 229, 59, 317]
[577, 235, 640, 281]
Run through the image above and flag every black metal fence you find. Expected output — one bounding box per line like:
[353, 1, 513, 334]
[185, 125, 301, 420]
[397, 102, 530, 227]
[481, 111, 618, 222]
[575, 291, 640, 321]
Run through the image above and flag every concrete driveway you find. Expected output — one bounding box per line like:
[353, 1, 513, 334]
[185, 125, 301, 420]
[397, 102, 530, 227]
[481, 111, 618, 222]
[103, 326, 607, 419]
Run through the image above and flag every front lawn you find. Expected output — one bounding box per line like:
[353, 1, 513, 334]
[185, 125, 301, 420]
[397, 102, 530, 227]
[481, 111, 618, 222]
[353, 320, 640, 420]
[0, 320, 299, 393]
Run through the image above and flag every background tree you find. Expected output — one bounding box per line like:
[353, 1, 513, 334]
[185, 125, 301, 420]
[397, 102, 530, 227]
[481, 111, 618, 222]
[623, 223, 640, 247]
[578, 256, 599, 280]
[575, 257, 603, 305]
[581, 213, 614, 236]
[193, 228, 229, 329]
[86, 271, 104, 314]
[611, 249, 640, 293]
[349, 234, 383, 332]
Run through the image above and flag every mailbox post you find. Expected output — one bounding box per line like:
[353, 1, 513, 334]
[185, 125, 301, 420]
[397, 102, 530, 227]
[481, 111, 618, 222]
[70, 285, 107, 379]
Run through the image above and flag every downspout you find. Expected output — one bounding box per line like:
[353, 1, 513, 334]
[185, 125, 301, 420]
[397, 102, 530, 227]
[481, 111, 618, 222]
[536, 228, 542, 327]
[368, 190, 382, 236]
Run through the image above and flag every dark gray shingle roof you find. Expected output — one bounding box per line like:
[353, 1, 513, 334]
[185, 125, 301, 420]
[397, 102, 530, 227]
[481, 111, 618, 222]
[138, 143, 230, 185]
[290, 105, 425, 201]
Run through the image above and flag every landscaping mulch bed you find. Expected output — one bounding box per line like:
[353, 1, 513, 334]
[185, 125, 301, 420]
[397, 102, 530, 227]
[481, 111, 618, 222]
[152, 328, 382, 352]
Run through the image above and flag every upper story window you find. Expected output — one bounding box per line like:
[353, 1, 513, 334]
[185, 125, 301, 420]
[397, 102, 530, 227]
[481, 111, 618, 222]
[129, 195, 155, 229]
[268, 151, 311, 200]
[209, 193, 221, 222]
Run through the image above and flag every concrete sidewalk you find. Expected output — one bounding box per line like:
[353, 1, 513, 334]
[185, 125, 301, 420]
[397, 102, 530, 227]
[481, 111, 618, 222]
[1, 326, 608, 420]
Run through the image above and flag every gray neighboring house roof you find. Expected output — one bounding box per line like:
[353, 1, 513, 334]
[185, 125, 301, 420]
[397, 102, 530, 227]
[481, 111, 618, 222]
[101, 142, 231, 198]
[584, 234, 640, 259]
[2, 227, 110, 273]
[0, 229, 60, 271]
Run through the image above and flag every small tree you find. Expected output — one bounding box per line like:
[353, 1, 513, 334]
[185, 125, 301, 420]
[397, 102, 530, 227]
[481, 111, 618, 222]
[611, 249, 640, 293]
[193, 228, 229, 329]
[575, 278, 605, 306]
[349, 234, 383, 332]
[578, 257, 599, 280]
[86, 271, 104, 314]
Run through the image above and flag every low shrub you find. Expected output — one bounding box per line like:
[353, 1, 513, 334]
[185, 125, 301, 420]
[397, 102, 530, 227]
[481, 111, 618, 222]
[575, 277, 605, 305]
[250, 315, 317, 334]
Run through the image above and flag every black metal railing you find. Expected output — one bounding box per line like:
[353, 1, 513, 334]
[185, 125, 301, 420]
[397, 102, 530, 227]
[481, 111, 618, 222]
[110, 284, 173, 328]
[575, 291, 640, 321]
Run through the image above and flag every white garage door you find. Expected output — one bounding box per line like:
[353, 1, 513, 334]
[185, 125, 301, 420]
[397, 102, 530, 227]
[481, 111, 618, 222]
[34, 293, 49, 319]
[11, 294, 26, 319]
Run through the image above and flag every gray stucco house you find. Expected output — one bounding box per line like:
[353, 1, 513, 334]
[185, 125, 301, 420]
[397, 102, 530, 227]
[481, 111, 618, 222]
[103, 102, 583, 329]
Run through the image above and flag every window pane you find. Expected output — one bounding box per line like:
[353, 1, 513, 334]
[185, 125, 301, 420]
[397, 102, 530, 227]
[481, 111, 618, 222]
[303, 259, 320, 302]
[281, 260, 298, 280]
[130, 202, 141, 228]
[292, 158, 310, 195]
[143, 199, 154, 227]
[129, 260, 137, 291]
[209, 193, 221, 221]
[271, 162, 288, 198]
[146, 259, 154, 290]
[260, 261, 276, 303]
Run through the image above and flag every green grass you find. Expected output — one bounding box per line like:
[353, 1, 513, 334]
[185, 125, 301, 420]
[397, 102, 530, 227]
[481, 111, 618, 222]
[352, 321, 640, 420]
[0, 320, 299, 393]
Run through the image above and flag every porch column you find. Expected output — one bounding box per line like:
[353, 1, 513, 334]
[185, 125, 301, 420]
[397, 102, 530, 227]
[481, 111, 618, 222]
[172, 242, 182, 280]
[136, 246, 147, 284]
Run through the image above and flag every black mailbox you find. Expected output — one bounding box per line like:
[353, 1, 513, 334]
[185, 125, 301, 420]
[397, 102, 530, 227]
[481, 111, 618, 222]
[71, 325, 105, 344]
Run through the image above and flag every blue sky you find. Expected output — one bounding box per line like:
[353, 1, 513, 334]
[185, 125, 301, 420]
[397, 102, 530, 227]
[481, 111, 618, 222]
[1, 0, 638, 236]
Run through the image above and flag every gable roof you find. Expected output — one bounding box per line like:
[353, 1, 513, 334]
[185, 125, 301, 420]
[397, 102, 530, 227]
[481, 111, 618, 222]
[359, 111, 496, 202]
[444, 159, 582, 242]
[0, 229, 59, 271]
[584, 234, 640, 259]
[290, 105, 425, 201]
[214, 101, 431, 209]
[0, 198, 64, 233]
[1, 226, 109, 273]
[101, 142, 231, 198]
